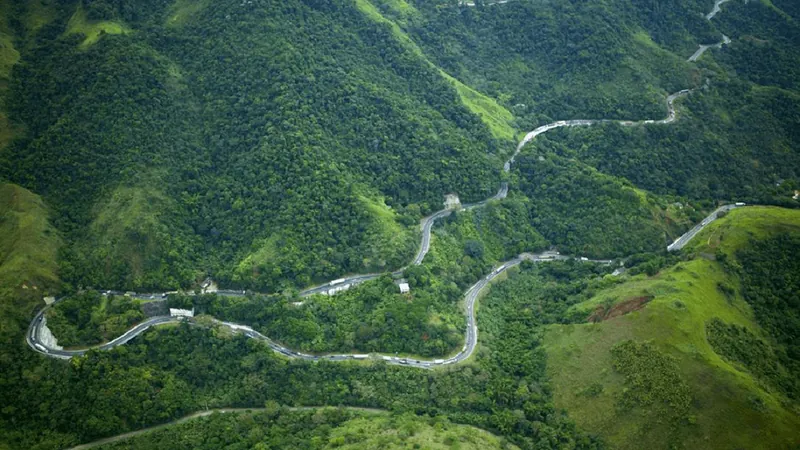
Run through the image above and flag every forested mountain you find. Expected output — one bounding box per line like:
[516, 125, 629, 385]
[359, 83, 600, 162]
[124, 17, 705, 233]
[1, 0, 505, 291]
[2, 0, 797, 292]
[1, 0, 800, 449]
[544, 207, 800, 449]
[527, 0, 800, 202]
[378, 0, 712, 124]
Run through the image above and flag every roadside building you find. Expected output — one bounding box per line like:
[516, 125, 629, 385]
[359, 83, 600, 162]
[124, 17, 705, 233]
[169, 308, 194, 318]
[326, 284, 352, 296]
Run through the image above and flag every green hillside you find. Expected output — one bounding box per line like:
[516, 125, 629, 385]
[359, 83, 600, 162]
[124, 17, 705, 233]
[1, 1, 800, 450]
[0, 182, 60, 294]
[92, 408, 518, 450]
[380, 0, 713, 123]
[0, 0, 20, 153]
[1, 0, 507, 291]
[544, 207, 800, 449]
[4, 0, 786, 292]
[0, 182, 60, 366]
[525, 0, 800, 203]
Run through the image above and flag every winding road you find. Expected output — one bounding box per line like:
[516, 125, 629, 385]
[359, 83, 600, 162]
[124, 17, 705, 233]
[667, 203, 743, 251]
[689, 34, 731, 62]
[707, 0, 732, 20]
[66, 407, 388, 450]
[27, 0, 742, 369]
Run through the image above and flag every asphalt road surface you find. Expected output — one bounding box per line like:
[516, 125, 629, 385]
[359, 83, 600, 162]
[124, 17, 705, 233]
[667, 204, 743, 251]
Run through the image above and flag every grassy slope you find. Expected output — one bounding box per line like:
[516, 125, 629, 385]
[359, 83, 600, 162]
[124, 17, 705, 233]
[354, 0, 517, 143]
[397, 0, 705, 124]
[328, 414, 516, 450]
[64, 5, 130, 48]
[544, 206, 800, 450]
[0, 183, 61, 292]
[164, 0, 210, 28]
[0, 183, 61, 364]
[236, 192, 417, 284]
[684, 206, 800, 258]
[75, 184, 198, 289]
[5, 0, 512, 290]
[93, 409, 517, 450]
[0, 0, 19, 152]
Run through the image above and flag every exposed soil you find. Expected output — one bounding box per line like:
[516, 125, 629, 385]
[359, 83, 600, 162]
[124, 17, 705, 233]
[588, 296, 653, 323]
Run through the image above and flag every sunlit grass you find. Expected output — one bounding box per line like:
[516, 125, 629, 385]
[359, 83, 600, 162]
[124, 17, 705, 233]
[544, 206, 800, 449]
[354, 0, 517, 143]
[0, 183, 61, 292]
[65, 5, 130, 48]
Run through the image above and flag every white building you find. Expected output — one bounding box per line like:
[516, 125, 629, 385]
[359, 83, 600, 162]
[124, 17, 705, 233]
[326, 284, 352, 296]
[398, 283, 410, 294]
[169, 308, 194, 318]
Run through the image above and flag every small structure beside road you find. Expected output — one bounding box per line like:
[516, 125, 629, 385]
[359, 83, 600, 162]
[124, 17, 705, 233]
[201, 278, 218, 294]
[169, 308, 194, 318]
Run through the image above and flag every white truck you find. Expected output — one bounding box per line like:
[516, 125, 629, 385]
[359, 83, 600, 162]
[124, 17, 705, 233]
[329, 278, 346, 286]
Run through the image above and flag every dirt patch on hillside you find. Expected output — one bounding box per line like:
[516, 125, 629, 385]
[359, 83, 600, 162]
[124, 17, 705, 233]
[588, 296, 653, 323]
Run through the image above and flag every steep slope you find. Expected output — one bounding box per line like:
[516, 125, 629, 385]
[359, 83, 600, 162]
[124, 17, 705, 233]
[88, 409, 519, 450]
[513, 153, 669, 257]
[1, 0, 509, 290]
[0, 182, 61, 296]
[0, 0, 20, 152]
[525, 0, 800, 203]
[0, 182, 61, 367]
[544, 207, 800, 450]
[382, 0, 712, 123]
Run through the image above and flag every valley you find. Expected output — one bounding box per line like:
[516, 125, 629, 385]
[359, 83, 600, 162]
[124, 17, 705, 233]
[0, 0, 798, 449]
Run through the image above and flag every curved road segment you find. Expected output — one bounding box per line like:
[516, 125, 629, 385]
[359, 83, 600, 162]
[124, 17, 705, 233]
[28, 1, 742, 369]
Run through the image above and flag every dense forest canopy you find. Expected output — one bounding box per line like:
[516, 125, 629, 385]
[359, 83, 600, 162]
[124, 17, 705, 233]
[1, 0, 797, 291]
[0, 0, 799, 449]
[2, 0, 505, 291]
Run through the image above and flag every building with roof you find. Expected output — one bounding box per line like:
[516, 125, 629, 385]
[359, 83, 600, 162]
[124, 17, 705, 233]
[169, 308, 194, 318]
